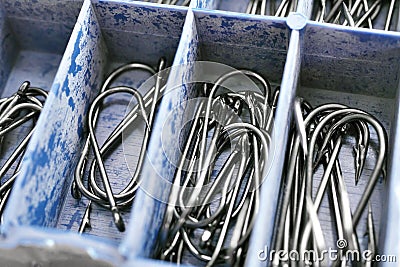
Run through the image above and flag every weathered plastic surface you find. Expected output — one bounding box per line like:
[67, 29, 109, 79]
[0, 0, 399, 266]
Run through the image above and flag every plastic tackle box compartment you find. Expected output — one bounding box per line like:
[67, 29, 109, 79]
[0, 0, 82, 195]
[297, 21, 400, 251]
[121, 8, 291, 266]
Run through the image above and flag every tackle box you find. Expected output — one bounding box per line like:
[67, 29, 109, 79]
[0, 0, 399, 266]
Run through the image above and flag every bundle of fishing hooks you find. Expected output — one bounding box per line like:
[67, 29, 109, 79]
[272, 98, 387, 266]
[156, 70, 279, 266]
[246, 0, 298, 16]
[143, 0, 191, 6]
[314, 0, 396, 30]
[0, 81, 47, 221]
[72, 58, 167, 233]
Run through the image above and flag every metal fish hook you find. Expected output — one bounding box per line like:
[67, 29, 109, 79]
[273, 100, 387, 266]
[246, 0, 296, 17]
[73, 86, 150, 231]
[73, 58, 167, 233]
[86, 86, 149, 231]
[0, 82, 47, 221]
[315, 0, 392, 30]
[148, 0, 190, 6]
[157, 67, 277, 266]
[71, 62, 157, 199]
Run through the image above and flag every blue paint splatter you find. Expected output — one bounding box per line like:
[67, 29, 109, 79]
[30, 199, 46, 225]
[114, 13, 128, 24]
[68, 97, 75, 111]
[61, 28, 84, 97]
[69, 29, 83, 75]
[244, 24, 258, 31]
[48, 133, 55, 152]
[62, 76, 70, 97]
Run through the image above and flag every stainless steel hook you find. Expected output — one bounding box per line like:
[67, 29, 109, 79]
[73, 58, 167, 233]
[157, 69, 277, 266]
[272, 100, 387, 266]
[0, 81, 47, 223]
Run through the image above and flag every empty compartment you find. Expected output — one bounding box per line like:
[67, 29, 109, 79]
[0, 0, 82, 216]
[121, 8, 292, 266]
[54, 0, 187, 244]
[278, 21, 400, 261]
[200, 0, 299, 17]
[310, 0, 400, 31]
[2, 0, 187, 248]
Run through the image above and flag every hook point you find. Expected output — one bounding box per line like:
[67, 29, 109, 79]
[112, 207, 125, 232]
